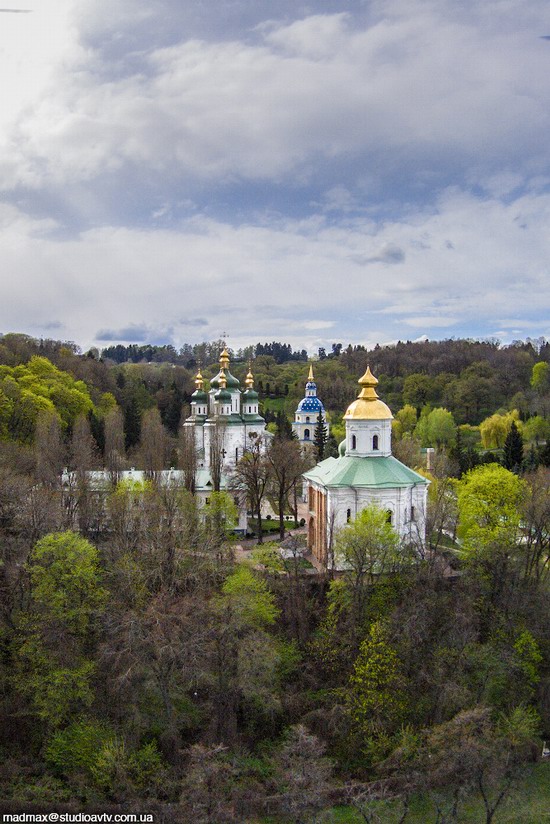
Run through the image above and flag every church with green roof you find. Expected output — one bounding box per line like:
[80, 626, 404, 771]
[303, 366, 429, 568]
[183, 347, 268, 470]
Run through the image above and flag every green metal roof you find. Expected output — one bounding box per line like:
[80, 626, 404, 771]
[210, 369, 240, 389]
[303, 455, 429, 489]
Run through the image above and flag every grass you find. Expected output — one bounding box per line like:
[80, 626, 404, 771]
[322, 761, 550, 824]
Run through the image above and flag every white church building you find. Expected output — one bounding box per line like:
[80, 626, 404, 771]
[303, 365, 429, 568]
[184, 347, 268, 470]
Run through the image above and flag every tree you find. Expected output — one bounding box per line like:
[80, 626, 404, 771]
[14, 531, 108, 728]
[179, 744, 237, 824]
[139, 407, 170, 481]
[34, 410, 64, 487]
[457, 464, 526, 557]
[210, 566, 281, 742]
[503, 420, 523, 472]
[457, 464, 526, 615]
[392, 404, 417, 441]
[231, 434, 270, 543]
[178, 424, 197, 492]
[104, 406, 125, 483]
[347, 621, 407, 759]
[531, 360, 549, 392]
[313, 411, 328, 461]
[415, 407, 456, 449]
[68, 413, 97, 533]
[271, 725, 333, 824]
[209, 419, 226, 493]
[267, 435, 306, 540]
[384, 706, 540, 824]
[335, 504, 401, 628]
[479, 410, 519, 450]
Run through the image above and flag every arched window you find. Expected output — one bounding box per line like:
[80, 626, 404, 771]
[304, 429, 310, 440]
[346, 508, 351, 523]
[373, 434, 379, 451]
[411, 505, 415, 521]
[351, 434, 357, 450]
[306, 416, 310, 423]
[386, 510, 392, 525]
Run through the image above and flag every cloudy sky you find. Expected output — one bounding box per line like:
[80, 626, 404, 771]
[1, 0, 549, 353]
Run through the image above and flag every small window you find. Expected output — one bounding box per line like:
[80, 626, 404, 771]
[373, 435, 379, 450]
[386, 510, 392, 525]
[411, 505, 415, 521]
[306, 416, 310, 423]
[236, 448, 239, 461]
[346, 508, 351, 523]
[351, 434, 357, 450]
[206, 497, 210, 504]
[304, 429, 310, 440]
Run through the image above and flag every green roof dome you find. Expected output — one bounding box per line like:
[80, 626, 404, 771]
[210, 369, 240, 389]
[215, 388, 232, 403]
[192, 388, 208, 402]
[243, 388, 259, 401]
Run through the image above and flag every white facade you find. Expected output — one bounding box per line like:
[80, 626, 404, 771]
[303, 366, 429, 567]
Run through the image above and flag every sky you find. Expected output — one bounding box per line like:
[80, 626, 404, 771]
[0, 0, 549, 354]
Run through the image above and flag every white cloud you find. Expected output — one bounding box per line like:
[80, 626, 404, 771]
[2, 3, 550, 191]
[0, 187, 548, 351]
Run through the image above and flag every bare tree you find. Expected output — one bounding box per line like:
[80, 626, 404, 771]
[68, 413, 98, 534]
[267, 436, 307, 540]
[140, 407, 170, 481]
[104, 406, 126, 485]
[209, 419, 226, 493]
[178, 424, 197, 492]
[231, 434, 270, 543]
[34, 410, 64, 487]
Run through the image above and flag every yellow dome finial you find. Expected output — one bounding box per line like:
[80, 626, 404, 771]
[343, 364, 392, 421]
[195, 365, 204, 390]
[357, 365, 379, 400]
[219, 370, 227, 389]
[245, 361, 254, 389]
[220, 347, 230, 369]
[308, 364, 315, 382]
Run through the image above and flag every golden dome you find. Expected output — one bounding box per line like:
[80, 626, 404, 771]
[308, 363, 314, 381]
[245, 363, 254, 389]
[344, 365, 393, 421]
[219, 370, 227, 389]
[219, 347, 230, 369]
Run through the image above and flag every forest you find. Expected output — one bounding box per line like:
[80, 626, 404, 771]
[0, 331, 549, 823]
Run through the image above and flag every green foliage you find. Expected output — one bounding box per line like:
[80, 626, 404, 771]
[531, 360, 549, 392]
[220, 566, 279, 628]
[335, 503, 401, 581]
[522, 415, 550, 443]
[14, 532, 108, 728]
[457, 463, 526, 555]
[503, 419, 524, 471]
[479, 409, 520, 449]
[392, 404, 417, 440]
[415, 406, 456, 448]
[15, 640, 96, 727]
[46, 721, 165, 798]
[347, 621, 407, 759]
[29, 531, 108, 634]
[513, 630, 543, 690]
[0, 356, 94, 441]
[45, 720, 114, 775]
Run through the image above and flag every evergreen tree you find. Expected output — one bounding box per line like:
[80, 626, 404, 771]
[313, 411, 328, 461]
[503, 421, 524, 472]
